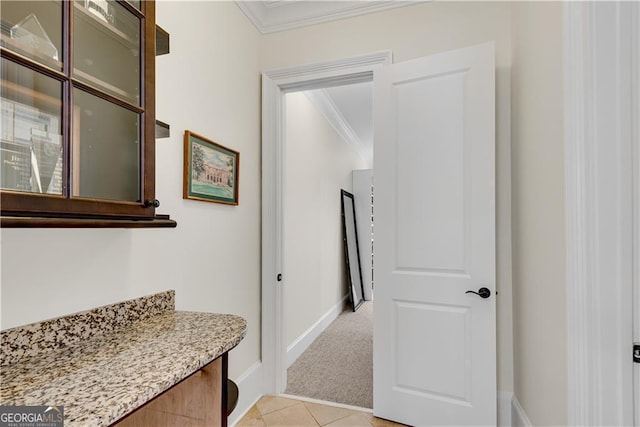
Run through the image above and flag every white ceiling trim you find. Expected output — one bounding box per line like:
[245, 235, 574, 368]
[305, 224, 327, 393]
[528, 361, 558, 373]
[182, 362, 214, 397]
[304, 89, 372, 165]
[235, 1, 423, 34]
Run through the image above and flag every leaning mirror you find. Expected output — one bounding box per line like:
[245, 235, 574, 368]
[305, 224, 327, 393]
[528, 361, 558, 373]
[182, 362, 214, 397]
[341, 189, 365, 311]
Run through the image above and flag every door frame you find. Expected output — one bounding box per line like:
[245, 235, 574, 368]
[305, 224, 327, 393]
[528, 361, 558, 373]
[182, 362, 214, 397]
[564, 2, 638, 425]
[261, 51, 392, 394]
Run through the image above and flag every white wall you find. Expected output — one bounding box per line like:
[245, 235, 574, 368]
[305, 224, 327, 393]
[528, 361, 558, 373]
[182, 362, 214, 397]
[284, 92, 367, 346]
[262, 1, 514, 394]
[511, 2, 566, 425]
[0, 1, 262, 381]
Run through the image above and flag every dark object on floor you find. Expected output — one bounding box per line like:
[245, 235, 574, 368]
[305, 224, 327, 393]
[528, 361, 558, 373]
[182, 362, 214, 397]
[227, 379, 238, 414]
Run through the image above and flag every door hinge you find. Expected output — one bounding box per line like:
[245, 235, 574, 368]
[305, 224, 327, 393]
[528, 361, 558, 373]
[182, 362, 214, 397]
[634, 344, 640, 363]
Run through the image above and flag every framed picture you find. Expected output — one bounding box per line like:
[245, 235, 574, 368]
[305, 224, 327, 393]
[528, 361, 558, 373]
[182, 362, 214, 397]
[183, 131, 239, 205]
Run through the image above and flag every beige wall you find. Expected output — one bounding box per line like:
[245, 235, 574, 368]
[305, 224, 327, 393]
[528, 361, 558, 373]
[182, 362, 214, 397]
[262, 1, 515, 393]
[0, 4, 573, 422]
[284, 92, 367, 346]
[0, 1, 262, 381]
[511, 2, 567, 425]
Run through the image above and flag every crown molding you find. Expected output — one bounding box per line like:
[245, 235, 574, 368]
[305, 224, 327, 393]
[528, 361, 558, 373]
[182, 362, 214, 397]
[235, 1, 423, 34]
[304, 89, 372, 165]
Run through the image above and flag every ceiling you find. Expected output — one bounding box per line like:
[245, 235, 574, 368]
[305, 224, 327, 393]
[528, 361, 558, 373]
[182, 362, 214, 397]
[304, 81, 373, 167]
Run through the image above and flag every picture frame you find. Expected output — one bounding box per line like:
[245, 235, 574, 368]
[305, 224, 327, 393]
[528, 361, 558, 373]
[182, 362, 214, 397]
[183, 131, 239, 205]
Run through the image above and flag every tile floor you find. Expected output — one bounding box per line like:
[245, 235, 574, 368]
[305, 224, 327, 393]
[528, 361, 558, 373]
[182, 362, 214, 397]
[235, 396, 407, 427]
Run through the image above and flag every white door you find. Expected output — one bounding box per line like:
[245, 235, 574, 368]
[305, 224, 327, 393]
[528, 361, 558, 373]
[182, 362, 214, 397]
[373, 43, 496, 426]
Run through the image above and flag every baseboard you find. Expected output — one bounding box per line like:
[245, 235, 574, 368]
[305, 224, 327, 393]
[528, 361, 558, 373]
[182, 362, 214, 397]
[512, 394, 533, 427]
[498, 391, 513, 427]
[286, 295, 349, 368]
[228, 361, 263, 427]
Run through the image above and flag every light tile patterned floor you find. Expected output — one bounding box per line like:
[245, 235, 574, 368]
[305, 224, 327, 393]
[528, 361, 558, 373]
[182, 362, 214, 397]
[236, 396, 407, 427]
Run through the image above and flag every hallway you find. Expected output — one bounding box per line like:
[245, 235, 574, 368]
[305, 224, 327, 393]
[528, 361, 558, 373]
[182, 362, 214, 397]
[285, 301, 373, 408]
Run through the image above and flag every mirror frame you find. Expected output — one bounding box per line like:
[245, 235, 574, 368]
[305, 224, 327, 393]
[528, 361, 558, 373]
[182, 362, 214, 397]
[340, 189, 365, 311]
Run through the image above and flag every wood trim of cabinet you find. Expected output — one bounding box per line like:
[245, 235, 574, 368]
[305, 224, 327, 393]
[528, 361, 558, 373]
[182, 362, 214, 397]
[0, 215, 177, 228]
[112, 353, 227, 426]
[222, 353, 229, 427]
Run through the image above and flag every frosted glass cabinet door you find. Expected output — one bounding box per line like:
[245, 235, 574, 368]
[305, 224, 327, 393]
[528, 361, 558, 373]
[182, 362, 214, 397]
[73, 0, 141, 105]
[72, 88, 140, 202]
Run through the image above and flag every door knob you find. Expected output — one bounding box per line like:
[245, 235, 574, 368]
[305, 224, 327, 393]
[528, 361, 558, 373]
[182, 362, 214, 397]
[465, 287, 491, 299]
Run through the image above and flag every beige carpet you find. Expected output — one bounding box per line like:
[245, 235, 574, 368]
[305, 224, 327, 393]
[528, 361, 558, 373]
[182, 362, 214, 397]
[285, 301, 373, 409]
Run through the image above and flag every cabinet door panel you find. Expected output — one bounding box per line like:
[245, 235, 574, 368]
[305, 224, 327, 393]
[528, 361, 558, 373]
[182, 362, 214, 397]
[73, 0, 141, 105]
[1, 58, 63, 195]
[73, 88, 140, 202]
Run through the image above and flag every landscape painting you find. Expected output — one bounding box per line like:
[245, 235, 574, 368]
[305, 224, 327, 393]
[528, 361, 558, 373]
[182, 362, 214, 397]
[183, 131, 239, 205]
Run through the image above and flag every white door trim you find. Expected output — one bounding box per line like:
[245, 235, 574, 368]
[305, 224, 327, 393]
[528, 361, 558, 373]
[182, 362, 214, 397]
[261, 51, 392, 394]
[634, 3, 640, 424]
[564, 2, 637, 425]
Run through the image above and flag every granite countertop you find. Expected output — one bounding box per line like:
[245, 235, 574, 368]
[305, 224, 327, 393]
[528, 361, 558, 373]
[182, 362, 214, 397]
[0, 292, 247, 426]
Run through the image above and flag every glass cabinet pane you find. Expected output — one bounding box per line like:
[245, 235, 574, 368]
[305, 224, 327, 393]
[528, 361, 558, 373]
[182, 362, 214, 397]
[0, 0, 63, 70]
[73, 0, 140, 105]
[72, 88, 139, 202]
[1, 59, 63, 195]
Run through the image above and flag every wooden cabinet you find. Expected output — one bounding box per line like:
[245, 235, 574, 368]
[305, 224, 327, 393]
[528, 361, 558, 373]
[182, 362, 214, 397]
[0, 0, 174, 227]
[113, 354, 230, 427]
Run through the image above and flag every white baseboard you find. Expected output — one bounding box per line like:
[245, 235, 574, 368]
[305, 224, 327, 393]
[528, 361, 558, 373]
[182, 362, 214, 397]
[498, 391, 513, 427]
[286, 295, 349, 368]
[512, 394, 532, 427]
[228, 361, 263, 427]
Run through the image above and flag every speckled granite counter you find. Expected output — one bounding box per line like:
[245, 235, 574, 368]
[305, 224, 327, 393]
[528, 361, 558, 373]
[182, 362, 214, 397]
[0, 291, 247, 426]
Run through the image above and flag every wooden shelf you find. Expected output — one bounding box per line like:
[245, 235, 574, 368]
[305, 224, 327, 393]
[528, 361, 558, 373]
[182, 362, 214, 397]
[154, 24, 170, 138]
[155, 119, 169, 138]
[156, 25, 169, 55]
[1, 214, 177, 228]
